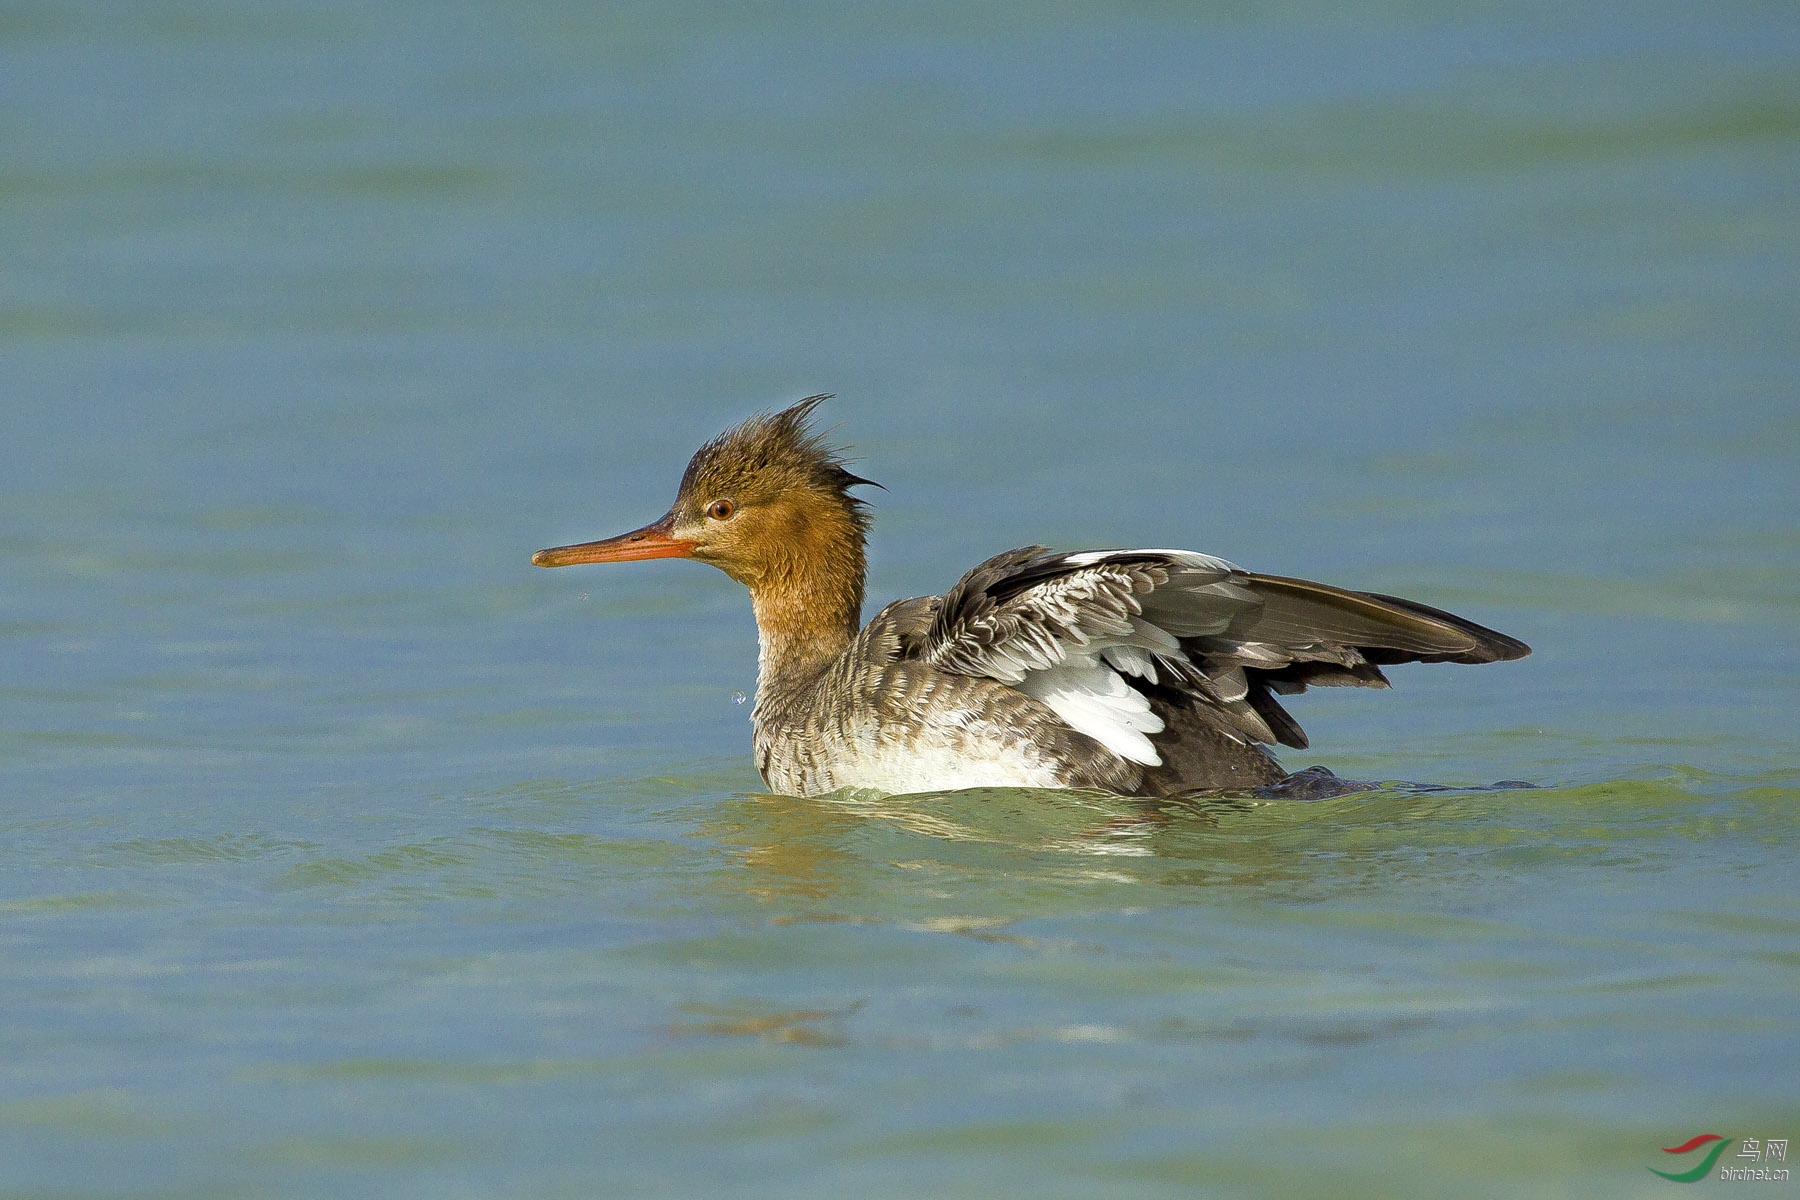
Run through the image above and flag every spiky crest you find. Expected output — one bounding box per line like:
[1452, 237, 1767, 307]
[678, 395, 877, 527]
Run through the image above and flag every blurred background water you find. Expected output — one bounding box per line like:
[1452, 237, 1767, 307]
[2, 1, 1797, 1196]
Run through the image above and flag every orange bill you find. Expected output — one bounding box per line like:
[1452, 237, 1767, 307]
[532, 514, 697, 567]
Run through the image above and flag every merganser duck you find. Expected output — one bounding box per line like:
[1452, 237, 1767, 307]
[533, 396, 1529, 797]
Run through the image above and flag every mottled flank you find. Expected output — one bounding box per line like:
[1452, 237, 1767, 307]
[536, 398, 1530, 797]
[753, 595, 1136, 795]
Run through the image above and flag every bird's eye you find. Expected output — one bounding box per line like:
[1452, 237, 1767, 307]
[706, 499, 736, 521]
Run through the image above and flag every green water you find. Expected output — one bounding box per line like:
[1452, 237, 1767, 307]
[3, 1, 1797, 1196]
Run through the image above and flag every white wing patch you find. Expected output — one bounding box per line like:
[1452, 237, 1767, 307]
[1101, 643, 1159, 683]
[1018, 657, 1165, 766]
[1014, 611, 1194, 766]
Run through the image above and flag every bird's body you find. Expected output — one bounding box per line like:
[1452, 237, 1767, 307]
[534, 397, 1529, 798]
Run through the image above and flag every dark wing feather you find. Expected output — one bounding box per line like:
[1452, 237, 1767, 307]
[1178, 573, 1531, 750]
[900, 547, 1529, 785]
[1352, 589, 1532, 663]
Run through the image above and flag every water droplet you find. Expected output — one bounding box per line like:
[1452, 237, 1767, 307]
[731, 691, 747, 706]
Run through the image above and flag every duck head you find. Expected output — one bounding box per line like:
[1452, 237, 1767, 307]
[532, 395, 877, 597]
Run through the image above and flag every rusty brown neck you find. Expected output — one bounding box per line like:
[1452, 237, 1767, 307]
[746, 515, 866, 698]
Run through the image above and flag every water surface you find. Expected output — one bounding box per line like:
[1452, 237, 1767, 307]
[3, 1, 1797, 1195]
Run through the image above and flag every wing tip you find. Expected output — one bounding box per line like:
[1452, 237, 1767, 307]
[1357, 590, 1531, 663]
[1470, 632, 1532, 663]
